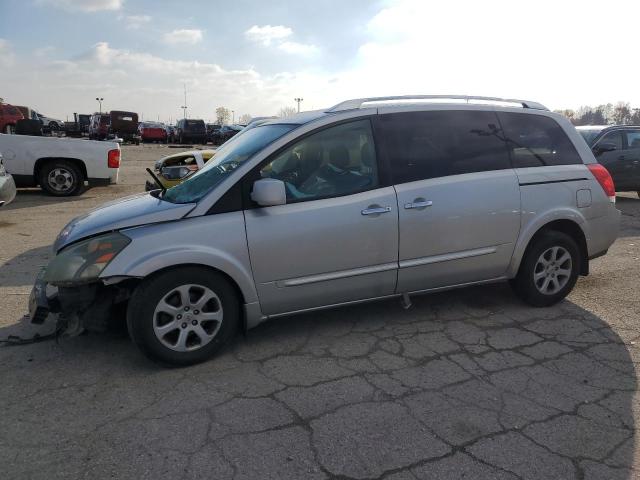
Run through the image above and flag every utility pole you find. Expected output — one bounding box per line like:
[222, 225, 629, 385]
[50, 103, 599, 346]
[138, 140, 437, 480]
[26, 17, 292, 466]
[96, 97, 104, 114]
[181, 83, 188, 119]
[294, 97, 303, 113]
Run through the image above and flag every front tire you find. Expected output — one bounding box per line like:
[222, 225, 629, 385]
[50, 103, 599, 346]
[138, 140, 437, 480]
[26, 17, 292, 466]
[39, 160, 84, 196]
[127, 267, 240, 366]
[511, 231, 580, 307]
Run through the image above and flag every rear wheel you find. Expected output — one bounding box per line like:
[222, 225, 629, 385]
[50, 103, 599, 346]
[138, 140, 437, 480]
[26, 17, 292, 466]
[39, 160, 84, 196]
[511, 231, 580, 307]
[127, 267, 239, 366]
[4, 124, 15, 134]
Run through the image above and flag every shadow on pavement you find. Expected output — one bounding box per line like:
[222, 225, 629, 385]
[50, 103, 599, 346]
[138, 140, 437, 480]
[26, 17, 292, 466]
[0, 245, 50, 288]
[1, 189, 92, 211]
[0, 283, 635, 479]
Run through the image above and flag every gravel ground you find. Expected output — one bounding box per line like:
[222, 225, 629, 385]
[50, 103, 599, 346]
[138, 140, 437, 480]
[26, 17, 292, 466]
[0, 144, 639, 479]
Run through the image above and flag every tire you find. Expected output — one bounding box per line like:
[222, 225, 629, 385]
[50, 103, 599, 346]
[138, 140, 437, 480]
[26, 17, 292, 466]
[4, 124, 15, 134]
[511, 230, 580, 307]
[38, 160, 84, 196]
[127, 267, 240, 366]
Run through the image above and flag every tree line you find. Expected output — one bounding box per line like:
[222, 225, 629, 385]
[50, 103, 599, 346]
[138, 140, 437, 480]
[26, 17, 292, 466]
[554, 101, 640, 126]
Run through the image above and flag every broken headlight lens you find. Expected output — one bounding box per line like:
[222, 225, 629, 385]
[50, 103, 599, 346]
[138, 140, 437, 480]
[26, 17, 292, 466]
[44, 232, 131, 286]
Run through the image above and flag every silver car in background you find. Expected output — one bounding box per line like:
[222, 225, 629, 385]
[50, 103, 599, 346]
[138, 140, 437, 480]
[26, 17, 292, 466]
[29, 95, 621, 365]
[0, 153, 17, 207]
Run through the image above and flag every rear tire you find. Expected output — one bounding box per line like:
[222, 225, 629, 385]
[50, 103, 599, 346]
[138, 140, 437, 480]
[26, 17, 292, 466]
[127, 267, 240, 366]
[4, 124, 15, 134]
[511, 230, 580, 307]
[38, 160, 84, 196]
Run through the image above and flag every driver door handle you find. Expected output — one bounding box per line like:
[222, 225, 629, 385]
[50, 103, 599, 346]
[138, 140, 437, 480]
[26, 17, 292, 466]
[361, 205, 391, 216]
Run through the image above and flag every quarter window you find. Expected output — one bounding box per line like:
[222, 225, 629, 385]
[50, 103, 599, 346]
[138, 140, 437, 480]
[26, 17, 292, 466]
[259, 119, 378, 202]
[498, 112, 582, 167]
[379, 110, 510, 184]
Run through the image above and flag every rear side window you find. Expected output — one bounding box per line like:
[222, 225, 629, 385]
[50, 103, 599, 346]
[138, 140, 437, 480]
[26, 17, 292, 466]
[379, 110, 510, 184]
[625, 130, 640, 149]
[497, 112, 582, 167]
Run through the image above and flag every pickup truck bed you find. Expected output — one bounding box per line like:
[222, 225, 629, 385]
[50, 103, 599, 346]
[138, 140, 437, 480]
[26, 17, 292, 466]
[0, 134, 120, 196]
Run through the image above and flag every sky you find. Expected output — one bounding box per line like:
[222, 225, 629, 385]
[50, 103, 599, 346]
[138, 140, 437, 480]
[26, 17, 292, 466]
[1, 0, 639, 123]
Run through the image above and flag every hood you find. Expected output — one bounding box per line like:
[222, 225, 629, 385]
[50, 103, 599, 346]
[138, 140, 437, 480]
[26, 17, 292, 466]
[54, 192, 195, 252]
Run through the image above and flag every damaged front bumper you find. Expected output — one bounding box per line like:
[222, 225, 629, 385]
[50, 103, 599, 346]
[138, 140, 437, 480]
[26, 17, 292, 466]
[29, 270, 131, 334]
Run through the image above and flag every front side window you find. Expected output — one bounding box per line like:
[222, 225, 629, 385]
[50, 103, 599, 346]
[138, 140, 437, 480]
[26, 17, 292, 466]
[498, 112, 582, 167]
[258, 119, 378, 202]
[596, 131, 623, 150]
[624, 130, 640, 149]
[162, 124, 296, 204]
[379, 110, 510, 184]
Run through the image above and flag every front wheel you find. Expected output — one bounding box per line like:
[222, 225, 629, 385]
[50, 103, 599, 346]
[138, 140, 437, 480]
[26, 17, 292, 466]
[127, 267, 239, 366]
[39, 160, 84, 196]
[511, 231, 580, 307]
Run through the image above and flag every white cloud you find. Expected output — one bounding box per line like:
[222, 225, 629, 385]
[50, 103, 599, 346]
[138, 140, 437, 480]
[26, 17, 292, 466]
[278, 41, 318, 56]
[245, 25, 292, 46]
[0, 39, 15, 67]
[120, 14, 151, 30]
[163, 29, 204, 45]
[37, 0, 123, 12]
[34, 46, 56, 57]
[245, 25, 317, 56]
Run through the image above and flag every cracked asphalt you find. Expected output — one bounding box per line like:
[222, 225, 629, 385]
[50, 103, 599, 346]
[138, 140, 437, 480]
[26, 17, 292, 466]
[1, 145, 639, 479]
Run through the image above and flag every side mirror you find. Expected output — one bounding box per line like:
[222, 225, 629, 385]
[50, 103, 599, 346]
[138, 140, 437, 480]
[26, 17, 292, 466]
[251, 178, 286, 207]
[594, 142, 617, 154]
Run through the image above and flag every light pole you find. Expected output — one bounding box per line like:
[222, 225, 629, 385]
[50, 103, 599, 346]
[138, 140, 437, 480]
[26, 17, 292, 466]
[294, 97, 303, 113]
[181, 105, 187, 119]
[231, 110, 235, 124]
[96, 97, 104, 114]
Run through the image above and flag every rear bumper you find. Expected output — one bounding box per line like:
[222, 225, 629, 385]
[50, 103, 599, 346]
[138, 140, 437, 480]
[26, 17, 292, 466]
[585, 208, 621, 258]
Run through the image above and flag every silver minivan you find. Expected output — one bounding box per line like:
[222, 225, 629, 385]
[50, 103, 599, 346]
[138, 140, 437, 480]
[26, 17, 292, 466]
[29, 96, 621, 365]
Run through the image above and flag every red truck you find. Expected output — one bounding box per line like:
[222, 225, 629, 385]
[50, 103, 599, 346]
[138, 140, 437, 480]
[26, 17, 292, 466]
[0, 102, 25, 134]
[138, 122, 167, 143]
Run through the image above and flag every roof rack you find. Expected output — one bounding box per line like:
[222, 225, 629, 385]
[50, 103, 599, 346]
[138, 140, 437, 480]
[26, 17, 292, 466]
[327, 95, 548, 112]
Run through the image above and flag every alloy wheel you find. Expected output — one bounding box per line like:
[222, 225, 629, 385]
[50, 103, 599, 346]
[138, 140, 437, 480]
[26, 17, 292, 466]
[152, 284, 223, 352]
[533, 246, 572, 295]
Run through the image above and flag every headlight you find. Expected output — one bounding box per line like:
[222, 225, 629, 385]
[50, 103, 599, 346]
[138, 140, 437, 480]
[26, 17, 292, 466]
[44, 232, 131, 286]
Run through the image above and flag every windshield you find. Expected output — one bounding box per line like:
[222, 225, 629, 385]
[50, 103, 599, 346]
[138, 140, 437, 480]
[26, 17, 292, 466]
[577, 128, 604, 146]
[162, 123, 296, 204]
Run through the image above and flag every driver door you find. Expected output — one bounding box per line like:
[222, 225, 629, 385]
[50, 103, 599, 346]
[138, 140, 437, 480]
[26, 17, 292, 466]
[243, 119, 398, 315]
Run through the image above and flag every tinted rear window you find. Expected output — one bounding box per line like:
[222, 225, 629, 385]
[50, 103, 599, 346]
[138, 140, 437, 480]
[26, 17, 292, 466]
[379, 110, 510, 184]
[497, 112, 582, 167]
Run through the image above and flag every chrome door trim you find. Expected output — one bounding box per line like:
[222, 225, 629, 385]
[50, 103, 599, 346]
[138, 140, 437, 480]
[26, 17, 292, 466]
[400, 246, 497, 269]
[275, 262, 398, 287]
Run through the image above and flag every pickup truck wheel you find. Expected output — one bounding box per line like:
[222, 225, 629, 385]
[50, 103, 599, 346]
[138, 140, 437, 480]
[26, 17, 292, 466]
[511, 231, 580, 307]
[127, 267, 239, 366]
[39, 160, 84, 196]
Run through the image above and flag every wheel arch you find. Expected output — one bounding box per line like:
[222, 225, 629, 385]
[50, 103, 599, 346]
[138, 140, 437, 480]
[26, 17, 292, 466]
[34, 157, 88, 183]
[510, 216, 589, 278]
[122, 263, 252, 333]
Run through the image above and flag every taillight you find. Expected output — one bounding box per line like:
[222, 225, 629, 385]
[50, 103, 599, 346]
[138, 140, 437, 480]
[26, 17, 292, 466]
[108, 149, 120, 168]
[587, 164, 615, 203]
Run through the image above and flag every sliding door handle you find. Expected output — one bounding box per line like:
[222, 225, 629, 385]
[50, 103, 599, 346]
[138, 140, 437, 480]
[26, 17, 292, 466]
[404, 199, 433, 210]
[361, 205, 391, 216]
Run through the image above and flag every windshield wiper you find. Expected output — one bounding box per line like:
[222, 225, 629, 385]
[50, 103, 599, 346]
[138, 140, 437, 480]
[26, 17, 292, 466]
[146, 168, 167, 196]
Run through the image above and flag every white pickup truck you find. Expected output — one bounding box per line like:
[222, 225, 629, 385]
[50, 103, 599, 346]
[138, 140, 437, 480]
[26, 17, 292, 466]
[0, 134, 120, 196]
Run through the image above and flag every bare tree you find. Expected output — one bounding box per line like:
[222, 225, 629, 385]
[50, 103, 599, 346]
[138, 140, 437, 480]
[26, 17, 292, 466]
[215, 107, 231, 125]
[554, 109, 576, 123]
[278, 106, 297, 118]
[631, 109, 640, 125]
[612, 102, 632, 125]
[238, 113, 252, 125]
